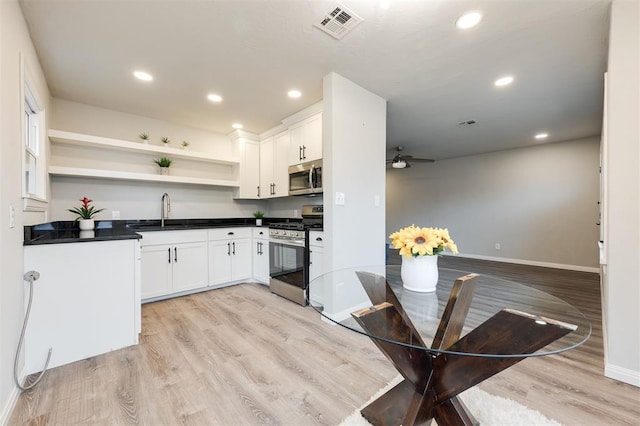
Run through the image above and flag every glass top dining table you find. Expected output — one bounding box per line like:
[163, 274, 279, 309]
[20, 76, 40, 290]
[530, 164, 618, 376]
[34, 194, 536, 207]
[307, 265, 591, 358]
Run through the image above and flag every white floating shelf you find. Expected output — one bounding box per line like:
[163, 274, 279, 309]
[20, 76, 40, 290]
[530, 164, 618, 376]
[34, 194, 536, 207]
[48, 130, 240, 166]
[49, 166, 240, 188]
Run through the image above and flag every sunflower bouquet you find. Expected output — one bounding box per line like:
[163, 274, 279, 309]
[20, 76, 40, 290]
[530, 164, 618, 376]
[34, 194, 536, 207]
[389, 225, 458, 258]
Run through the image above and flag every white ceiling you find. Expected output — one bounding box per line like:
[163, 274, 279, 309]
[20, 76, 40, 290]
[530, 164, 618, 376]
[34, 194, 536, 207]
[19, 0, 610, 161]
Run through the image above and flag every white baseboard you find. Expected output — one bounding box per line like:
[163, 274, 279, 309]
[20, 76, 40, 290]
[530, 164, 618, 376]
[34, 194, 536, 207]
[605, 363, 640, 387]
[443, 252, 600, 273]
[0, 383, 21, 426]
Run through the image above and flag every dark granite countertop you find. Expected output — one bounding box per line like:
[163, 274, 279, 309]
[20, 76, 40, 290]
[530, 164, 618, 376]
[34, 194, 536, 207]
[24, 218, 301, 245]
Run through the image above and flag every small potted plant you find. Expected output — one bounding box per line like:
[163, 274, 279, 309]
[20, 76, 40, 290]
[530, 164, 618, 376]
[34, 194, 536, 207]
[154, 157, 172, 175]
[253, 211, 265, 226]
[181, 141, 190, 150]
[161, 137, 171, 145]
[139, 132, 150, 144]
[67, 197, 104, 231]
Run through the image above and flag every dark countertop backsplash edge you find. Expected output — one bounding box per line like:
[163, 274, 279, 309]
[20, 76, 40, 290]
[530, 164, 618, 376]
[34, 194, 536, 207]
[24, 217, 301, 246]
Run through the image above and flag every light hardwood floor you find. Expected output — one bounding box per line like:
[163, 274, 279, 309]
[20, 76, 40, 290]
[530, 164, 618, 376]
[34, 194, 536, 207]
[9, 257, 640, 425]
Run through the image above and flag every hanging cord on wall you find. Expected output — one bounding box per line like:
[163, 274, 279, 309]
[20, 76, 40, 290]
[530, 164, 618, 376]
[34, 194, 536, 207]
[14, 271, 52, 391]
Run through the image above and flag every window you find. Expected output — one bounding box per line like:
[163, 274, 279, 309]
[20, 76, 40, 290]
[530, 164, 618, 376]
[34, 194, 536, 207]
[21, 54, 48, 212]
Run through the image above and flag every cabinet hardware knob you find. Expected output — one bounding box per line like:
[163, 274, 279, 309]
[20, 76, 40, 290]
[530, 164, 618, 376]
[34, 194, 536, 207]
[168, 248, 171, 263]
[227, 242, 230, 256]
[233, 242, 236, 255]
[228, 232, 234, 235]
[316, 237, 323, 241]
[174, 247, 178, 262]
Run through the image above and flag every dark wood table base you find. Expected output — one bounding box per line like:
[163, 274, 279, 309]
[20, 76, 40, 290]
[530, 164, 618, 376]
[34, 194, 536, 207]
[352, 271, 575, 426]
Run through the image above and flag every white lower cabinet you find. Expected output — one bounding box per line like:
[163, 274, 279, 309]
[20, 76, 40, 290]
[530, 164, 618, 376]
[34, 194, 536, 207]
[140, 230, 208, 300]
[252, 227, 270, 284]
[309, 231, 325, 305]
[208, 228, 252, 286]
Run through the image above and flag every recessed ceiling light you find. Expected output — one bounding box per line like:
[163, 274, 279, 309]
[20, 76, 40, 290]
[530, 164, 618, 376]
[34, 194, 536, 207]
[494, 75, 514, 87]
[232, 123, 243, 129]
[207, 94, 223, 103]
[379, 0, 391, 10]
[133, 71, 153, 81]
[535, 133, 549, 140]
[288, 90, 302, 99]
[456, 11, 482, 29]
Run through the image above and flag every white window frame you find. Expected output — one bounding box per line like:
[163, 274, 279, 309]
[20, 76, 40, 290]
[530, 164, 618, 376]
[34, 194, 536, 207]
[20, 53, 48, 212]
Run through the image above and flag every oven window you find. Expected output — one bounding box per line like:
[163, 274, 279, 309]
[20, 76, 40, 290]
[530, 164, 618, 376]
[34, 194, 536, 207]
[269, 241, 305, 288]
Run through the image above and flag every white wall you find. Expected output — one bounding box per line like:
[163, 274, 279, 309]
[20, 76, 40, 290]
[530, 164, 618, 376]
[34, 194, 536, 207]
[323, 72, 386, 320]
[50, 100, 268, 220]
[0, 1, 51, 421]
[387, 137, 600, 270]
[602, 0, 640, 387]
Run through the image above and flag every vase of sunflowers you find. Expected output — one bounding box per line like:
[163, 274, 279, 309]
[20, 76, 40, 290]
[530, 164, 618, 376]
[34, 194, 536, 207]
[389, 225, 458, 292]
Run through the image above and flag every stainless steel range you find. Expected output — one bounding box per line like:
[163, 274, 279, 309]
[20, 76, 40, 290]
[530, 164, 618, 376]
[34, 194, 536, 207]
[269, 205, 323, 306]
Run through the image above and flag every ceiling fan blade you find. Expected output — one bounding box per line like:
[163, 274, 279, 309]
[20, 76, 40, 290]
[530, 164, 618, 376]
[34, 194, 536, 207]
[409, 158, 435, 163]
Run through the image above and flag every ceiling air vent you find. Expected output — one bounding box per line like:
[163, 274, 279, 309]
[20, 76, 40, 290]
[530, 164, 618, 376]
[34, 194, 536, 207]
[315, 3, 363, 40]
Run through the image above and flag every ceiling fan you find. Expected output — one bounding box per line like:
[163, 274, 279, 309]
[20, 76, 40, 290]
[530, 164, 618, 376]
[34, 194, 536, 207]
[386, 146, 434, 169]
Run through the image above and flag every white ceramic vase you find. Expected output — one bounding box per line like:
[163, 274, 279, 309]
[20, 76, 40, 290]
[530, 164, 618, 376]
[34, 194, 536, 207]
[256, 218, 263, 226]
[401, 255, 439, 292]
[160, 167, 170, 176]
[78, 218, 95, 231]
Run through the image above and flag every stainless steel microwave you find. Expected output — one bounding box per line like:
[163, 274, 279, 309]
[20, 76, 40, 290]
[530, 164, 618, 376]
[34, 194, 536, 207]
[289, 159, 322, 196]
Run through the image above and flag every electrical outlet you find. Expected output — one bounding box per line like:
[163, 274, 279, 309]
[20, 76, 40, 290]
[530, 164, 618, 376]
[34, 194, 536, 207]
[112, 210, 121, 220]
[495, 243, 501, 250]
[336, 192, 345, 205]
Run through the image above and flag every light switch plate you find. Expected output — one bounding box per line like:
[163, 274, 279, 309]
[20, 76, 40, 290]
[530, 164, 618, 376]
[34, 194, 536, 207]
[335, 192, 345, 205]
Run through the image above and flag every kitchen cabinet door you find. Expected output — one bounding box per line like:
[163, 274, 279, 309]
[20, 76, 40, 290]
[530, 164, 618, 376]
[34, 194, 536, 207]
[141, 244, 173, 299]
[252, 228, 269, 284]
[303, 113, 322, 162]
[208, 240, 233, 285]
[172, 241, 209, 292]
[259, 137, 275, 198]
[236, 139, 260, 199]
[230, 238, 252, 281]
[272, 131, 290, 197]
[288, 113, 322, 166]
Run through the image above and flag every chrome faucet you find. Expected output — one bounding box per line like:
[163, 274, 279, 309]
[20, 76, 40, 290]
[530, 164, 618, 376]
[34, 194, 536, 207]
[161, 193, 171, 227]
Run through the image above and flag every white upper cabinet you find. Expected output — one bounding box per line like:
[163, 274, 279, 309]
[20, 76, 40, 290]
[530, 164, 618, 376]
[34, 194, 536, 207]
[259, 131, 289, 198]
[234, 138, 260, 199]
[288, 112, 322, 166]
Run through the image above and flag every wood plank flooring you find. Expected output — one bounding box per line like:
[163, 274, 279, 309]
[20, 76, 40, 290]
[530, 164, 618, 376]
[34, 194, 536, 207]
[9, 256, 640, 425]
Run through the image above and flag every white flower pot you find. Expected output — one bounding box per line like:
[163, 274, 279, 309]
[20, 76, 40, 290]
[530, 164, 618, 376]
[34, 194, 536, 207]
[401, 255, 439, 292]
[78, 219, 95, 231]
[160, 167, 170, 176]
[79, 230, 95, 238]
[256, 218, 263, 226]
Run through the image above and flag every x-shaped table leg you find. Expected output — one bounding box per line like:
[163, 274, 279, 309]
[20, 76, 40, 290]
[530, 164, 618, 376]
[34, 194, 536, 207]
[352, 271, 575, 426]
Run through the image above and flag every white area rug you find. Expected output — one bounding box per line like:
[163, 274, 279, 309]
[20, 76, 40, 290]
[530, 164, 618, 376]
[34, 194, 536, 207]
[340, 376, 563, 426]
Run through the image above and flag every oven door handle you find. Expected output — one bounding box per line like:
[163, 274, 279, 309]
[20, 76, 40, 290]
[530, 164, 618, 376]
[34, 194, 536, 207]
[269, 238, 305, 248]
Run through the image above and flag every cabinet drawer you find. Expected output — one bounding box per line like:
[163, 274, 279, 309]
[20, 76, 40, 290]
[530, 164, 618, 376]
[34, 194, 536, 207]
[139, 229, 208, 246]
[309, 231, 324, 248]
[252, 227, 269, 239]
[208, 227, 251, 241]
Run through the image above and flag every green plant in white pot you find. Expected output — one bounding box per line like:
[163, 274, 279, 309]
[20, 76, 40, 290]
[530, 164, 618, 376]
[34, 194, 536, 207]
[181, 141, 190, 150]
[161, 137, 171, 145]
[154, 157, 172, 175]
[139, 132, 150, 144]
[67, 197, 104, 231]
[253, 211, 265, 226]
